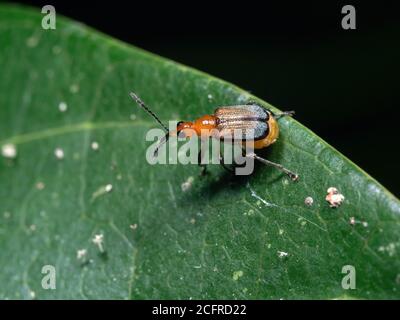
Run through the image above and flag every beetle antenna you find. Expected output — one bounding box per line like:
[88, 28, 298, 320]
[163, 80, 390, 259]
[129, 92, 171, 158]
[153, 134, 169, 158]
[129, 92, 169, 132]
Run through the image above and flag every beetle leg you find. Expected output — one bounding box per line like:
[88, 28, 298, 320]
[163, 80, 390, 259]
[274, 110, 295, 119]
[198, 148, 208, 176]
[245, 152, 299, 181]
[198, 147, 235, 174]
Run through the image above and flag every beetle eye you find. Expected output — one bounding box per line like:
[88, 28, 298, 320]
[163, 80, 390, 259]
[176, 121, 184, 136]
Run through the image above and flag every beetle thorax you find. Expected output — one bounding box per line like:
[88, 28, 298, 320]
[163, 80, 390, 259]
[194, 115, 218, 137]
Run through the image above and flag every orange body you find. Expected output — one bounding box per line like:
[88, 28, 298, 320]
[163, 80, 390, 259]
[252, 116, 279, 149]
[176, 115, 217, 138]
[176, 110, 280, 150]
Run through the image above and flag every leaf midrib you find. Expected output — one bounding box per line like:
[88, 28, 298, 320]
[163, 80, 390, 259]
[0, 120, 154, 145]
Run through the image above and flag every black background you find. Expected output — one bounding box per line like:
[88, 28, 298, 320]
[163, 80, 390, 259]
[9, 0, 400, 196]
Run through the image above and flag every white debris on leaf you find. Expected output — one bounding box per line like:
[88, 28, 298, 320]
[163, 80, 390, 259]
[247, 182, 277, 207]
[36, 182, 45, 190]
[77, 249, 87, 260]
[278, 251, 288, 258]
[304, 196, 314, 206]
[91, 141, 99, 151]
[349, 217, 368, 228]
[2, 143, 17, 159]
[54, 148, 64, 159]
[130, 224, 138, 230]
[325, 187, 345, 208]
[232, 270, 244, 281]
[181, 176, 194, 192]
[378, 243, 398, 257]
[58, 101, 68, 112]
[92, 234, 104, 252]
[91, 184, 113, 201]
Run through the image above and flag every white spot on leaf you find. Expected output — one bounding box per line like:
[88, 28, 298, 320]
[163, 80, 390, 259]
[35, 182, 45, 190]
[232, 270, 243, 281]
[92, 234, 104, 252]
[304, 196, 313, 206]
[91, 141, 99, 151]
[277, 251, 288, 258]
[326, 187, 345, 208]
[91, 184, 113, 201]
[54, 148, 64, 159]
[58, 102, 68, 112]
[181, 176, 194, 192]
[130, 224, 138, 230]
[76, 249, 87, 260]
[1, 143, 17, 159]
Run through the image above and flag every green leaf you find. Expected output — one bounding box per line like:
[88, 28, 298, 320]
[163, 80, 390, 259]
[1, 4, 399, 299]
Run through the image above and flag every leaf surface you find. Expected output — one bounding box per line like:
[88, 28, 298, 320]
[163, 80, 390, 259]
[0, 4, 399, 299]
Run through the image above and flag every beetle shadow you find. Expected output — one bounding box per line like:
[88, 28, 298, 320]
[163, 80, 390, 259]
[186, 148, 285, 202]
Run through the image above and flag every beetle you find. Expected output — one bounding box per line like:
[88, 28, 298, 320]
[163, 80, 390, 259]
[130, 92, 298, 181]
